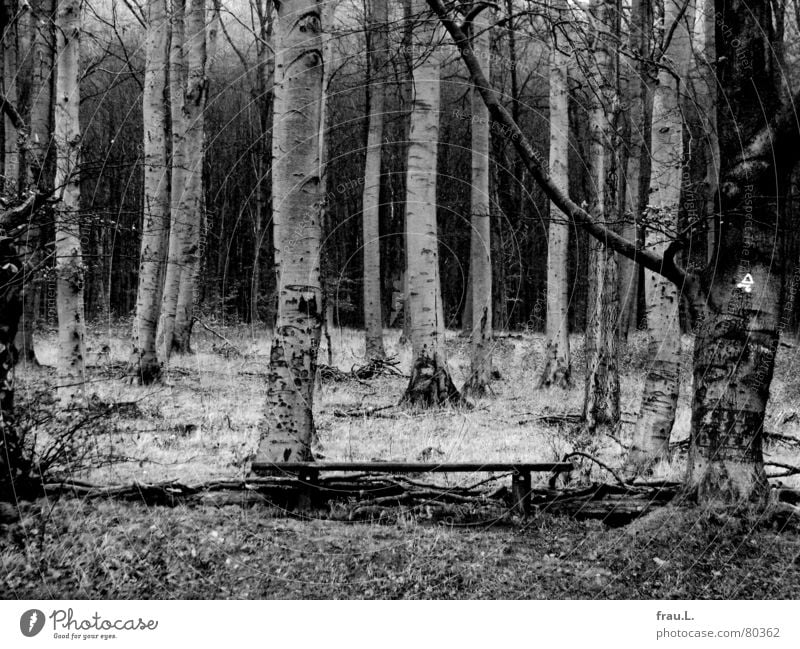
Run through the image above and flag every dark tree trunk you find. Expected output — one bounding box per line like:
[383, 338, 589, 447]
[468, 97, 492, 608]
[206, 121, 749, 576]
[0, 237, 23, 500]
[683, 0, 788, 507]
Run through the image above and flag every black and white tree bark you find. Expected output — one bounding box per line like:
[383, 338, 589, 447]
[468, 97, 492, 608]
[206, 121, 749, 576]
[255, 0, 324, 463]
[538, 0, 571, 389]
[157, 0, 187, 358]
[684, 0, 789, 506]
[583, 0, 620, 430]
[171, 0, 207, 352]
[361, 0, 387, 361]
[463, 7, 493, 396]
[2, 0, 21, 194]
[54, 0, 86, 406]
[402, 0, 460, 406]
[0, 236, 22, 500]
[131, 0, 170, 383]
[626, 0, 695, 475]
[694, 0, 720, 264]
[617, 0, 652, 338]
[14, 0, 56, 366]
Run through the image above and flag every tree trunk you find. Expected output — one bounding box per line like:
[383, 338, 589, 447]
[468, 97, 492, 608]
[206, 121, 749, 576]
[538, 0, 571, 389]
[157, 0, 186, 359]
[696, 0, 719, 265]
[397, 0, 413, 347]
[617, 0, 651, 339]
[627, 0, 695, 475]
[131, 0, 170, 384]
[2, 2, 20, 194]
[684, 0, 785, 507]
[317, 0, 337, 362]
[14, 0, 56, 366]
[361, 0, 387, 361]
[461, 270, 472, 334]
[463, 9, 492, 396]
[249, 0, 274, 326]
[583, 0, 619, 429]
[402, 0, 459, 407]
[255, 0, 323, 464]
[172, 0, 207, 353]
[26, 0, 55, 190]
[54, 0, 86, 406]
[0, 237, 22, 500]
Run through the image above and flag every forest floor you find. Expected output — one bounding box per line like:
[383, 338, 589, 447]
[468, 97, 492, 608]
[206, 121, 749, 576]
[2, 320, 800, 598]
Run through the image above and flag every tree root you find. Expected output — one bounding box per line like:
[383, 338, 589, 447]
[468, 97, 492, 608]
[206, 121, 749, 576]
[401, 357, 466, 408]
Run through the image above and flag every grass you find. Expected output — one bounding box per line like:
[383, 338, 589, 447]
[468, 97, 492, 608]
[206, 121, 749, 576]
[2, 320, 800, 598]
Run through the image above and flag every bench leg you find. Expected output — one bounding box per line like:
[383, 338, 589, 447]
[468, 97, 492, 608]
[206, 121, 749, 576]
[512, 470, 531, 517]
[297, 469, 320, 510]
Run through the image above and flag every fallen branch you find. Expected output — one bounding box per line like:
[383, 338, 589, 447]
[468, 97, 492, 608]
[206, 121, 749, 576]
[562, 451, 627, 487]
[350, 355, 406, 379]
[26, 476, 679, 526]
[192, 317, 242, 357]
[332, 404, 397, 418]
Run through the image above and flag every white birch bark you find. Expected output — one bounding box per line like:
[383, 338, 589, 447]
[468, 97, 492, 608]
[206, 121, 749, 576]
[539, 0, 571, 389]
[157, 0, 186, 358]
[131, 0, 170, 383]
[255, 0, 323, 463]
[172, 0, 207, 352]
[54, 0, 86, 406]
[402, 0, 459, 405]
[463, 8, 492, 396]
[583, 0, 619, 430]
[627, 0, 695, 473]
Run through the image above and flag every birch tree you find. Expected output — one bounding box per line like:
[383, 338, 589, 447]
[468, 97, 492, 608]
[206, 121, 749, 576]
[255, 0, 324, 463]
[402, 0, 459, 406]
[583, 0, 619, 429]
[627, 0, 695, 475]
[26, 0, 55, 190]
[538, 0, 571, 389]
[617, 0, 652, 338]
[463, 7, 492, 396]
[54, 0, 86, 406]
[131, 0, 170, 383]
[172, 0, 207, 352]
[157, 0, 186, 358]
[2, 0, 20, 194]
[361, 0, 387, 361]
[14, 0, 57, 365]
[694, 0, 719, 264]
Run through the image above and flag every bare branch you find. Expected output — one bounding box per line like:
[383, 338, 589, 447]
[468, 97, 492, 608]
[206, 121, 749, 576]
[426, 0, 692, 291]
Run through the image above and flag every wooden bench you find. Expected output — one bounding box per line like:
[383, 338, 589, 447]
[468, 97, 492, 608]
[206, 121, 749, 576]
[250, 461, 573, 515]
